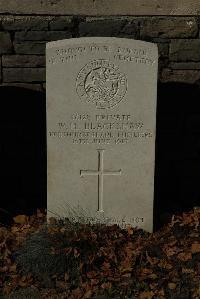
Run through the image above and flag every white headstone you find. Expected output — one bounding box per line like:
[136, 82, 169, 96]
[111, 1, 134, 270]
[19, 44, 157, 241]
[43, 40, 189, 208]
[46, 37, 158, 232]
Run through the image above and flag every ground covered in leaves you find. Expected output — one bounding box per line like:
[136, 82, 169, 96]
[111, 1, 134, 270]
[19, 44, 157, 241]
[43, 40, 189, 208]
[0, 208, 200, 299]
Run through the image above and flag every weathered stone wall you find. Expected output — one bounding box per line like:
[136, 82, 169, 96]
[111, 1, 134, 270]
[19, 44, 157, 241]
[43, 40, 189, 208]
[0, 15, 200, 90]
[0, 0, 200, 15]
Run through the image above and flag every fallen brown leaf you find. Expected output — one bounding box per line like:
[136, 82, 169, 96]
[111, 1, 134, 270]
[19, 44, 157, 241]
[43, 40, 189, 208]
[168, 282, 176, 289]
[191, 243, 200, 254]
[13, 215, 28, 224]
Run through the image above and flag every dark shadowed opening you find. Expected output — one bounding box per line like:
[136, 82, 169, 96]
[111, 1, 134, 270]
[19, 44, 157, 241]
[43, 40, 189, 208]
[0, 86, 46, 225]
[0, 83, 200, 230]
[154, 82, 200, 230]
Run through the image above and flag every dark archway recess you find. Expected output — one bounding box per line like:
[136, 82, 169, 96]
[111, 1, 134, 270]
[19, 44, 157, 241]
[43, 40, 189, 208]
[0, 86, 46, 225]
[0, 83, 200, 230]
[154, 82, 200, 230]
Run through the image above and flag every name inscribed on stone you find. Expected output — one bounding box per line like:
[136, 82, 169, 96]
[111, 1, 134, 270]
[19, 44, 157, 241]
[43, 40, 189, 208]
[49, 113, 152, 145]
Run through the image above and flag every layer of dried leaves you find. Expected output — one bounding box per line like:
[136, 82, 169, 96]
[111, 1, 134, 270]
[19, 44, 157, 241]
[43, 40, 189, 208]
[0, 208, 200, 299]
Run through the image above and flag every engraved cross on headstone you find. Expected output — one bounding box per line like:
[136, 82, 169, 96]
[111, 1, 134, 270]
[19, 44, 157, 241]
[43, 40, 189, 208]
[80, 149, 122, 212]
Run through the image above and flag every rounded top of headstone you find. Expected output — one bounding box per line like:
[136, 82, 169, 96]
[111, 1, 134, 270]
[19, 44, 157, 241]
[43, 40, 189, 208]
[46, 37, 158, 55]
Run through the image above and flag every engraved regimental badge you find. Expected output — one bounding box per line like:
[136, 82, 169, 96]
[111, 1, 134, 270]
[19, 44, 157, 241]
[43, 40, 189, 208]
[76, 59, 127, 109]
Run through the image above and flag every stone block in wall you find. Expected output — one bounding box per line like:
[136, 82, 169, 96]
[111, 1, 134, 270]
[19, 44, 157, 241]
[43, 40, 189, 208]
[157, 59, 168, 77]
[1, 16, 50, 30]
[157, 43, 169, 58]
[3, 68, 45, 82]
[15, 31, 72, 41]
[168, 62, 200, 70]
[140, 17, 198, 38]
[0, 32, 12, 54]
[2, 55, 45, 67]
[49, 16, 74, 30]
[169, 39, 200, 61]
[14, 41, 46, 55]
[160, 69, 200, 85]
[79, 18, 129, 37]
[115, 17, 140, 38]
[0, 83, 43, 92]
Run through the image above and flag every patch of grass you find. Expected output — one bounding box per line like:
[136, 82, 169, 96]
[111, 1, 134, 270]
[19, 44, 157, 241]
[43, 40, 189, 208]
[14, 204, 110, 291]
[15, 226, 81, 288]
